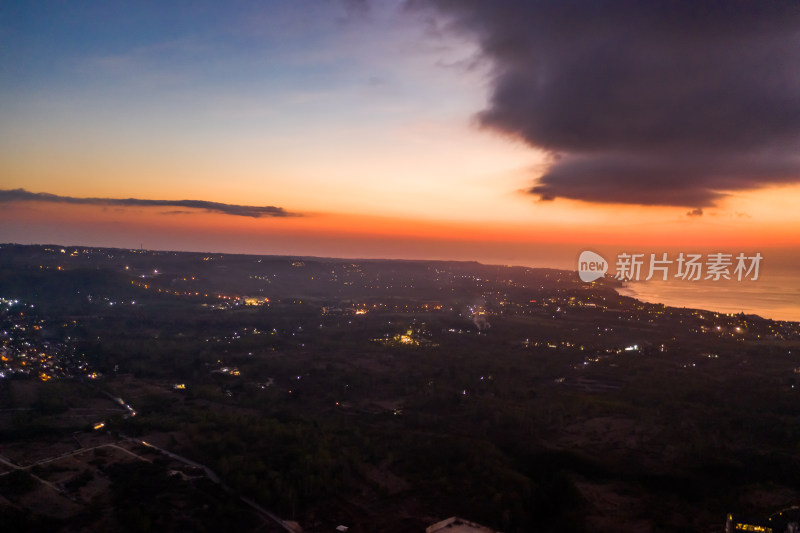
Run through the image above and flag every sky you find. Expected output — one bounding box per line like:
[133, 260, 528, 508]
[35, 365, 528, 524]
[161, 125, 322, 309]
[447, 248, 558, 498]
[1, 1, 799, 317]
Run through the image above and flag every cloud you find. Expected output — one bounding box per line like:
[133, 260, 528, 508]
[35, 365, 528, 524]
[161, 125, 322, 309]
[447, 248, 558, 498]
[686, 208, 703, 217]
[410, 1, 800, 207]
[0, 189, 297, 218]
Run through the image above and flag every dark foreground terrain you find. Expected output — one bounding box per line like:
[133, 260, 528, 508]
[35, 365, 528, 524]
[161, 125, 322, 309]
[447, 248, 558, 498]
[1, 244, 799, 532]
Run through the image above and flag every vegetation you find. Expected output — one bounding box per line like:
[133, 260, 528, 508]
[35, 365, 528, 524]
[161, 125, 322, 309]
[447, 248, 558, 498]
[1, 244, 799, 532]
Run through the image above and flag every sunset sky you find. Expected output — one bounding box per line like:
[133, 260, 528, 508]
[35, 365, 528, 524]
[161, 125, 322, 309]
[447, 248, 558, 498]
[2, 1, 799, 272]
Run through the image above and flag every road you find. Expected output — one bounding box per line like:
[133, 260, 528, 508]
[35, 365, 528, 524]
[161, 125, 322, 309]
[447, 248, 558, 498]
[1, 385, 297, 532]
[23, 387, 300, 533]
[0, 452, 65, 493]
[129, 437, 296, 533]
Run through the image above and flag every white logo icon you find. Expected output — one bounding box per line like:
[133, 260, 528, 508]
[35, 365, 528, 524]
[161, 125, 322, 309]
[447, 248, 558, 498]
[578, 250, 608, 282]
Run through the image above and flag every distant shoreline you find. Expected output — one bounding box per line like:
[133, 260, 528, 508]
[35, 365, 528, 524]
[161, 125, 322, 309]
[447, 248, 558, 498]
[613, 277, 800, 323]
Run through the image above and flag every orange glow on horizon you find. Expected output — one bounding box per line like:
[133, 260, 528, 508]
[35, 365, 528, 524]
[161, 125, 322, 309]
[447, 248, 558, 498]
[3, 198, 798, 250]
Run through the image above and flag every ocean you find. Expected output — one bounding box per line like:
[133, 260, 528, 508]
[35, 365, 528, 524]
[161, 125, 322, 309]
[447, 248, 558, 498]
[615, 272, 800, 322]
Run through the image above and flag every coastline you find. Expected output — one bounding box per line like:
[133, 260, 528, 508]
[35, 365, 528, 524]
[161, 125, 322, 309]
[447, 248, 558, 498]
[613, 276, 800, 323]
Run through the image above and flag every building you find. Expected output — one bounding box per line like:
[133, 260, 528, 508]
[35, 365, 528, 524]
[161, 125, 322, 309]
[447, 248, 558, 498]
[726, 506, 800, 533]
[426, 516, 496, 533]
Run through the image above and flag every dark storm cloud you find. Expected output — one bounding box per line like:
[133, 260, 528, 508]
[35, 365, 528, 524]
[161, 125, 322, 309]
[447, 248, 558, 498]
[0, 189, 297, 218]
[410, 0, 800, 207]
